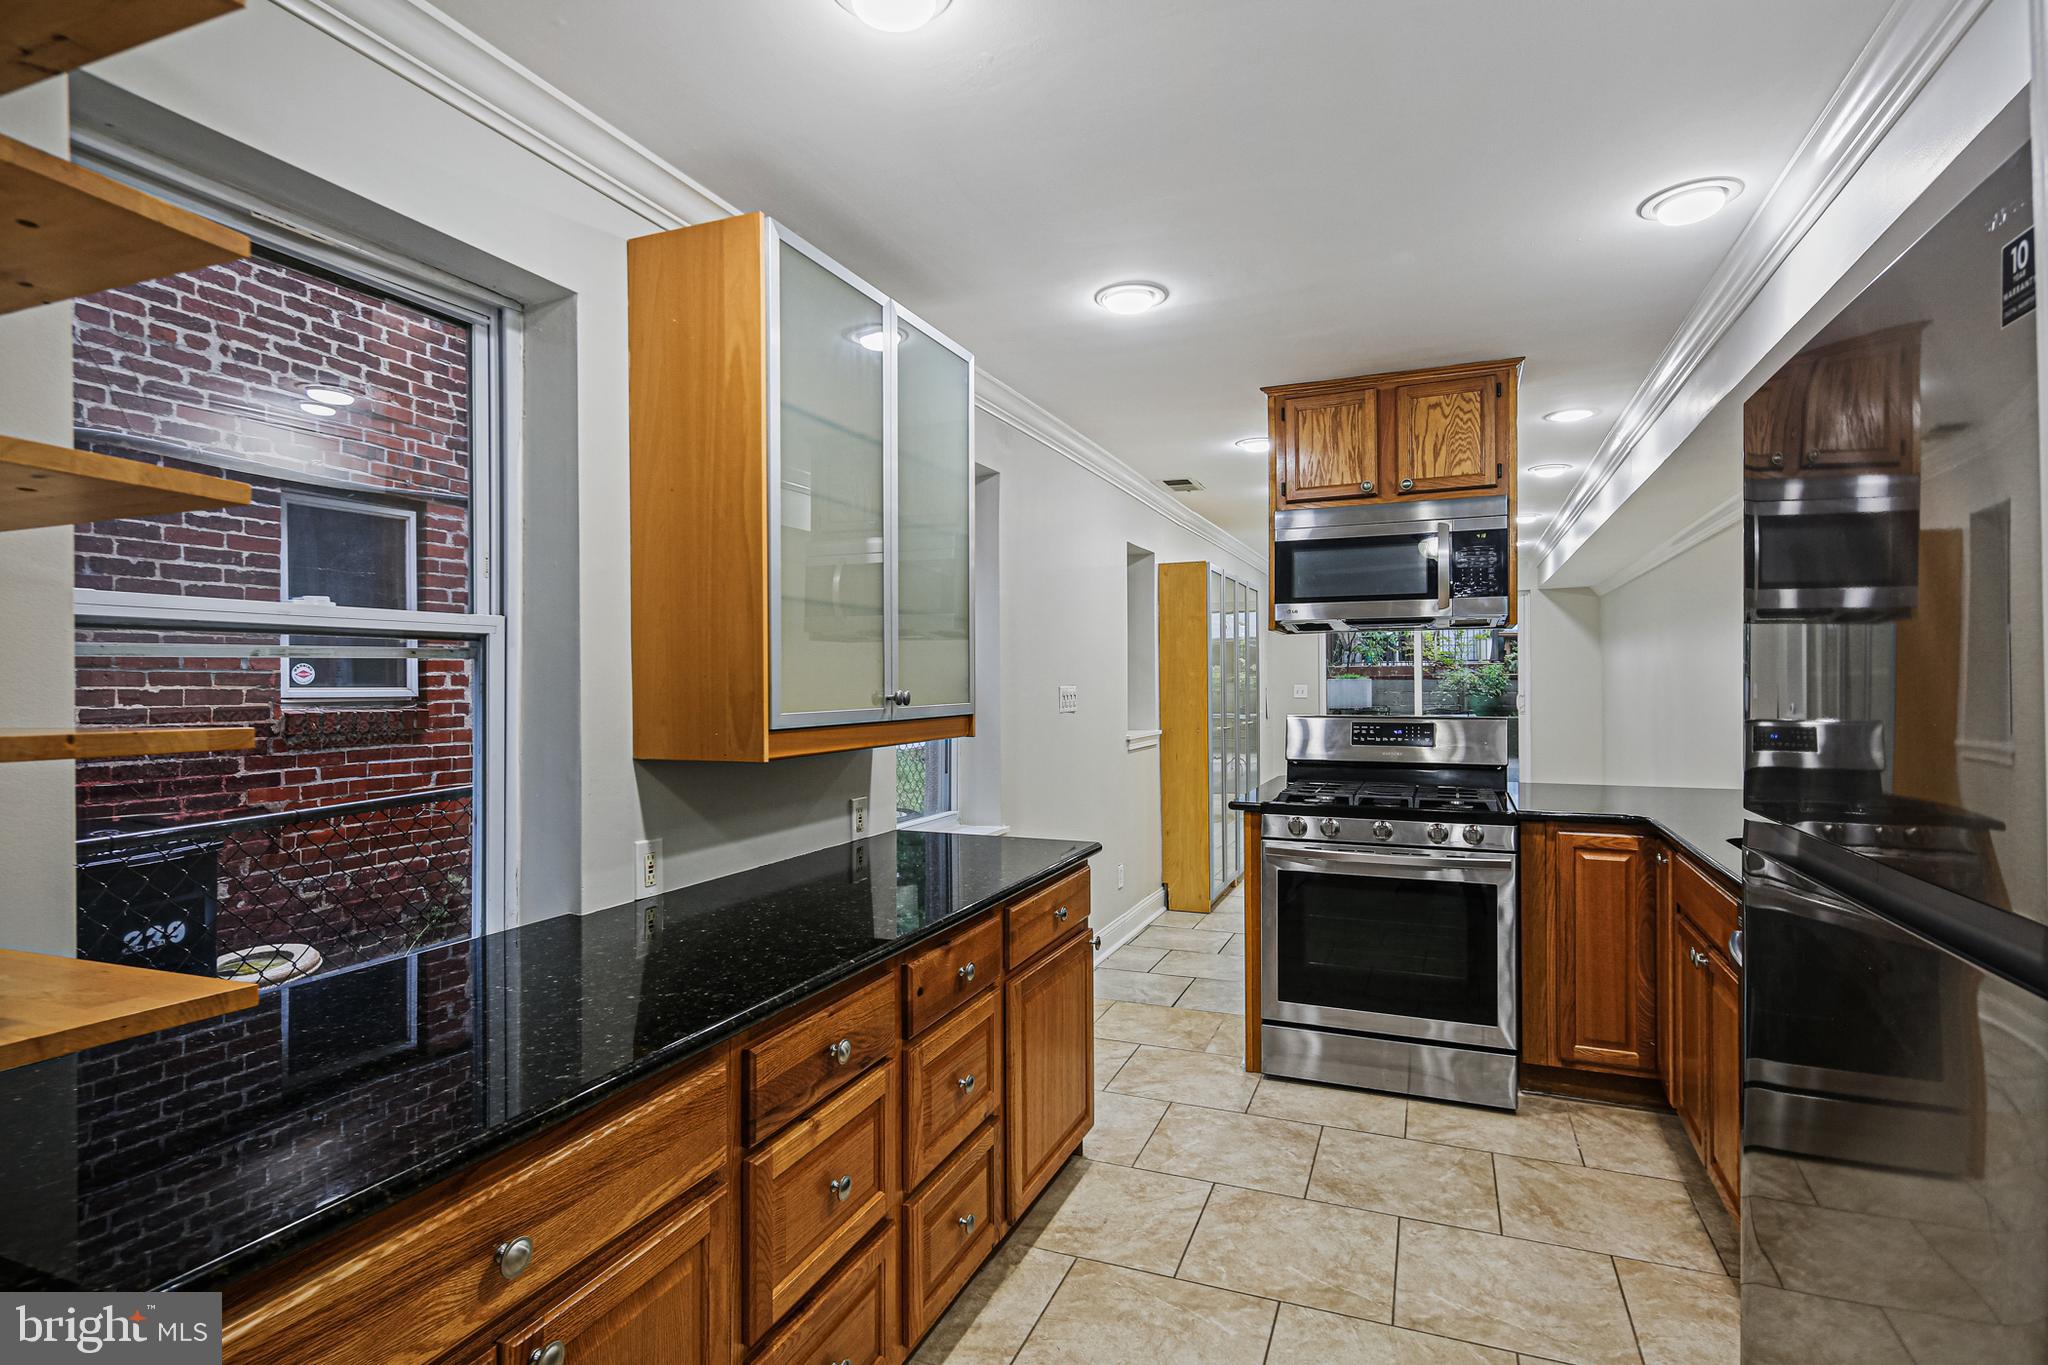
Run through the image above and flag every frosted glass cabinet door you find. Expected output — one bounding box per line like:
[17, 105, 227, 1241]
[774, 234, 888, 724]
[893, 312, 973, 714]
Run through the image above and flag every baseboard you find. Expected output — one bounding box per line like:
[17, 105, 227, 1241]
[1093, 886, 1166, 962]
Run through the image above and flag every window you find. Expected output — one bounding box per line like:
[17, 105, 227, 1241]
[1325, 628, 1519, 716]
[896, 740, 955, 824]
[1126, 545, 1158, 740]
[282, 492, 419, 698]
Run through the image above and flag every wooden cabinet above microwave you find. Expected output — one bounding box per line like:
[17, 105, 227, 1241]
[629, 213, 975, 762]
[1743, 323, 1923, 478]
[1263, 358, 1522, 510]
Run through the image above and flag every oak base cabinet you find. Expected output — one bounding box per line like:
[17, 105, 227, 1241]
[1521, 824, 1659, 1078]
[1004, 924, 1094, 1220]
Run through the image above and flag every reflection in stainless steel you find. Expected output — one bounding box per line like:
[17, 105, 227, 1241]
[1262, 1023, 1517, 1110]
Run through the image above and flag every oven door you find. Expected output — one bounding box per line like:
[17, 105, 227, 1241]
[1261, 842, 1517, 1050]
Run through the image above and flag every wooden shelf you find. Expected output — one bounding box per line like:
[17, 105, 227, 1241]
[2, 1, 244, 97]
[0, 726, 256, 763]
[1, 436, 252, 531]
[0, 131, 249, 315]
[0, 948, 256, 1071]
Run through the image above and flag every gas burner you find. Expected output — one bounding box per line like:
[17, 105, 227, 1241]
[1275, 781, 1359, 806]
[1415, 785, 1510, 815]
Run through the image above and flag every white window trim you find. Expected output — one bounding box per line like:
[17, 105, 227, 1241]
[279, 489, 421, 702]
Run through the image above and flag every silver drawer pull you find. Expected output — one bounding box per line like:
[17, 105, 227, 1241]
[957, 1212, 977, 1233]
[529, 1342, 566, 1365]
[1688, 948, 1708, 968]
[957, 1073, 976, 1092]
[1054, 906, 1069, 922]
[826, 1037, 852, 1065]
[957, 961, 976, 983]
[830, 1174, 854, 1202]
[495, 1235, 534, 1281]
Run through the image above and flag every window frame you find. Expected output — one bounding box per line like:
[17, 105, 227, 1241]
[896, 738, 957, 829]
[279, 490, 423, 702]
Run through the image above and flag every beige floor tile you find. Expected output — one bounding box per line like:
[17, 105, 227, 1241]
[1738, 1285, 1910, 1365]
[1084, 1089, 1169, 1165]
[1394, 1220, 1640, 1365]
[910, 1242, 1075, 1365]
[1153, 948, 1246, 981]
[1178, 1185, 1398, 1321]
[1094, 968, 1192, 1006]
[1406, 1099, 1583, 1164]
[1133, 925, 1237, 954]
[1206, 912, 1247, 935]
[1101, 945, 1167, 973]
[1206, 1023, 1248, 1059]
[1094, 1036, 1137, 1087]
[1266, 1304, 1515, 1363]
[1741, 1152, 1814, 1205]
[1154, 910, 1218, 929]
[1218, 933, 1247, 957]
[1095, 1002, 1230, 1050]
[1176, 976, 1245, 1013]
[1746, 1197, 1994, 1320]
[1795, 1161, 1993, 1230]
[1014, 1159, 1212, 1275]
[1494, 1155, 1722, 1273]
[1886, 1308, 2048, 1365]
[1917, 1218, 2041, 1323]
[1134, 1104, 1321, 1196]
[1567, 1104, 1699, 1182]
[1250, 1076, 1406, 1137]
[1094, 1000, 1112, 1020]
[1105, 1046, 1261, 1112]
[1616, 1258, 1740, 1365]
[1693, 1188, 1739, 1277]
[1309, 1129, 1500, 1232]
[1013, 1258, 1276, 1365]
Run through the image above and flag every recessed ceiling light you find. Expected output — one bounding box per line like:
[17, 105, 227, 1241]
[834, 0, 951, 32]
[852, 324, 904, 352]
[304, 386, 356, 406]
[1235, 436, 1271, 454]
[1093, 281, 1169, 315]
[1637, 178, 1743, 227]
[1543, 407, 1596, 424]
[1516, 512, 1549, 525]
[1528, 462, 1574, 479]
[299, 402, 337, 417]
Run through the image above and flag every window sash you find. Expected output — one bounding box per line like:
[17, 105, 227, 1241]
[280, 491, 422, 700]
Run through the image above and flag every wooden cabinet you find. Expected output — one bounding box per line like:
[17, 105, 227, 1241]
[1742, 323, 1922, 477]
[750, 1224, 897, 1365]
[1662, 852, 1742, 1213]
[1004, 929, 1093, 1218]
[903, 913, 1001, 1037]
[629, 212, 974, 762]
[902, 1120, 1001, 1343]
[1003, 864, 1091, 968]
[1541, 827, 1660, 1077]
[1158, 563, 1260, 912]
[1264, 358, 1519, 509]
[744, 972, 898, 1145]
[497, 1187, 732, 1365]
[903, 992, 1000, 1189]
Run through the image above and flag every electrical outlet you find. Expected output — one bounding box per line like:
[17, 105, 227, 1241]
[850, 795, 869, 838]
[633, 838, 661, 895]
[1058, 684, 1079, 714]
[1116, 863, 1126, 890]
[1293, 683, 1310, 699]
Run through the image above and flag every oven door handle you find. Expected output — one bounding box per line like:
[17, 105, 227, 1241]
[1267, 844, 1516, 874]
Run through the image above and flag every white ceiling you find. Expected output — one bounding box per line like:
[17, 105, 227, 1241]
[434, 0, 1895, 552]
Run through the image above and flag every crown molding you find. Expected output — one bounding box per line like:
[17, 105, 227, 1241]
[1589, 495, 1739, 597]
[1535, 0, 1993, 577]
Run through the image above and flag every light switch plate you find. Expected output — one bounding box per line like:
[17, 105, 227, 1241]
[1292, 683, 1310, 699]
[1058, 684, 1079, 714]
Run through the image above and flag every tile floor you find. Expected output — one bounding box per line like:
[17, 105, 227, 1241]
[911, 888, 1743, 1365]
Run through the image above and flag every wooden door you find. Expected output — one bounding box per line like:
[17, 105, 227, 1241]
[1798, 327, 1920, 474]
[1393, 373, 1498, 496]
[1669, 915, 1712, 1156]
[1003, 931, 1093, 1217]
[1742, 360, 1806, 476]
[1276, 387, 1381, 505]
[498, 1185, 732, 1365]
[1552, 829, 1659, 1076]
[1705, 947, 1742, 1209]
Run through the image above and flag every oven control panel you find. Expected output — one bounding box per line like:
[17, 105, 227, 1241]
[1752, 726, 1820, 753]
[1352, 721, 1434, 747]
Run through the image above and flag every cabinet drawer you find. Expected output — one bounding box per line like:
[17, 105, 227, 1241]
[224, 1053, 733, 1365]
[751, 1221, 897, 1365]
[903, 1120, 1001, 1346]
[745, 1061, 898, 1342]
[903, 990, 999, 1189]
[1005, 866, 1090, 968]
[1670, 850, 1740, 952]
[745, 972, 898, 1145]
[904, 911, 1001, 1037]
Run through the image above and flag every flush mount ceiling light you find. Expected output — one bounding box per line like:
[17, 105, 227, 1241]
[1637, 178, 1743, 227]
[304, 386, 356, 406]
[1528, 462, 1575, 478]
[1093, 281, 1169, 315]
[1516, 512, 1549, 525]
[299, 402, 337, 417]
[851, 324, 905, 352]
[1543, 407, 1596, 424]
[1235, 436, 1271, 454]
[834, 0, 952, 32]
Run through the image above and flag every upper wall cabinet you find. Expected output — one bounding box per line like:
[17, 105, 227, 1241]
[1743, 323, 1923, 477]
[629, 213, 974, 762]
[1264, 358, 1520, 510]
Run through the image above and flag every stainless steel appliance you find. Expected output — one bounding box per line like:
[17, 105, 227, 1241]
[1270, 497, 1511, 632]
[1745, 473, 1919, 621]
[1259, 716, 1519, 1108]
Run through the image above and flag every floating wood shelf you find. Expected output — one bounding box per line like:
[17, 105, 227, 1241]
[0, 131, 249, 315]
[0, 726, 256, 763]
[0, 948, 256, 1071]
[2, 1, 244, 97]
[0, 436, 252, 531]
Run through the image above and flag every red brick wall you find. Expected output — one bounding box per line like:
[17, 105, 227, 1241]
[70, 255, 480, 971]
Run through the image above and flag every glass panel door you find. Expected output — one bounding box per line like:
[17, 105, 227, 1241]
[1209, 570, 1225, 900]
[773, 231, 888, 724]
[892, 311, 973, 716]
[1243, 583, 1261, 804]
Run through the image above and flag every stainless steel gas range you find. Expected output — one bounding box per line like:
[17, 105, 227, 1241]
[1259, 716, 1519, 1109]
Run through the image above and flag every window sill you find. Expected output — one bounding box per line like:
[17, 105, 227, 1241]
[1957, 737, 2017, 767]
[896, 812, 1010, 836]
[1125, 729, 1162, 752]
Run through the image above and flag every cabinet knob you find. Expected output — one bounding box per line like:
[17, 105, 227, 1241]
[958, 961, 976, 983]
[1655, 851, 1668, 864]
[826, 1037, 852, 1065]
[1399, 478, 1414, 491]
[957, 1212, 977, 1233]
[957, 1073, 976, 1091]
[1359, 480, 1375, 494]
[1091, 932, 1103, 951]
[830, 1174, 854, 1202]
[495, 1235, 535, 1281]
[1768, 453, 1785, 469]
[529, 1342, 566, 1365]
[1688, 948, 1708, 968]
[1054, 906, 1069, 922]
[1803, 451, 1820, 467]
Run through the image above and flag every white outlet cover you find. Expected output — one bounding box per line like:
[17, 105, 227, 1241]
[1293, 683, 1310, 699]
[1058, 684, 1079, 714]
[850, 795, 870, 837]
[634, 837, 662, 894]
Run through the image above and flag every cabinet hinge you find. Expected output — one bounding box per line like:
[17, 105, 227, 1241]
[1495, 381, 1503, 398]
[1279, 480, 1287, 496]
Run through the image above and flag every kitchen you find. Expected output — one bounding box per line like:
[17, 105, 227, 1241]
[0, 2, 2042, 1364]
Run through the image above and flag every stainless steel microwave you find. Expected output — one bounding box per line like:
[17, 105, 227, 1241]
[1271, 496, 1511, 632]
[1745, 473, 1918, 622]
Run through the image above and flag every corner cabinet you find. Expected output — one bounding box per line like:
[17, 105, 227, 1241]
[630, 213, 975, 761]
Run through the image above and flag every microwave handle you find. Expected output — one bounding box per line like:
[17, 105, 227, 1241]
[1435, 522, 1452, 612]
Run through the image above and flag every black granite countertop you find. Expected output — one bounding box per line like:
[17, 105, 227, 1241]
[1234, 776, 1745, 882]
[0, 830, 1097, 1294]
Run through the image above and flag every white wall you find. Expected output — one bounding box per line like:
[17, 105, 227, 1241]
[1517, 586, 1607, 786]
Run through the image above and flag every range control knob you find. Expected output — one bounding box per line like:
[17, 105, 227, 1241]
[1286, 816, 1308, 837]
[1427, 823, 1450, 845]
[1462, 825, 1485, 846]
[1371, 820, 1394, 841]
[1318, 817, 1342, 838]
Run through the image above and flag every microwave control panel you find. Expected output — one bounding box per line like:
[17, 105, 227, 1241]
[1449, 528, 1510, 597]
